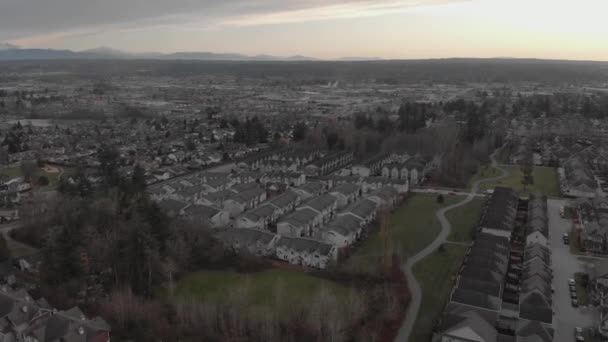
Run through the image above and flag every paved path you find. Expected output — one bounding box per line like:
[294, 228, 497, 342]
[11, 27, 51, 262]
[395, 148, 510, 342]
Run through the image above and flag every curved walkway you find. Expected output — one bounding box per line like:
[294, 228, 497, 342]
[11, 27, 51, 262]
[395, 148, 510, 342]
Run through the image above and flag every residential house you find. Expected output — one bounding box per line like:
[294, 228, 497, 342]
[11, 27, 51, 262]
[478, 187, 518, 239]
[319, 214, 364, 247]
[338, 198, 379, 225]
[329, 183, 361, 209]
[366, 186, 399, 208]
[274, 236, 338, 269]
[182, 204, 230, 228]
[362, 177, 409, 194]
[277, 208, 319, 238]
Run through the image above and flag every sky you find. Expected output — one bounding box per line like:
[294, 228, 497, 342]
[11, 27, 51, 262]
[1, 0, 608, 60]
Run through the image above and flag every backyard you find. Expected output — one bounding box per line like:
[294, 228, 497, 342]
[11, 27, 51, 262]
[470, 165, 560, 197]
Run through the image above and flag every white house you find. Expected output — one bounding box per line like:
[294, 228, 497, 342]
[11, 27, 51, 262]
[320, 214, 363, 247]
[277, 208, 318, 237]
[329, 183, 361, 209]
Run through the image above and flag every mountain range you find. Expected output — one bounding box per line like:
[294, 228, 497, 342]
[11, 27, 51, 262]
[0, 46, 381, 62]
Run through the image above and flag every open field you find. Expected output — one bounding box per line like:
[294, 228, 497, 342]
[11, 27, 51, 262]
[0, 164, 73, 190]
[167, 269, 354, 312]
[4, 234, 37, 257]
[469, 165, 560, 197]
[410, 243, 468, 342]
[343, 193, 462, 275]
[446, 198, 484, 243]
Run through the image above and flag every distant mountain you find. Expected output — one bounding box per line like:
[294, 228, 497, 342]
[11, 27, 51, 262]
[0, 47, 318, 61]
[0, 43, 19, 51]
[81, 47, 131, 57]
[338, 57, 385, 61]
[0, 48, 100, 60]
[164, 51, 318, 61]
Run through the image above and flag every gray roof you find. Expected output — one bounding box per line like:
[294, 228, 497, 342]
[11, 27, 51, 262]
[298, 181, 324, 195]
[516, 320, 553, 342]
[231, 181, 261, 193]
[479, 187, 518, 233]
[268, 191, 299, 208]
[215, 228, 277, 246]
[279, 208, 318, 226]
[183, 204, 220, 219]
[275, 236, 334, 255]
[323, 215, 362, 236]
[367, 186, 398, 202]
[243, 204, 277, 221]
[341, 199, 378, 220]
[439, 309, 498, 342]
[301, 194, 337, 212]
[519, 290, 552, 324]
[330, 183, 361, 196]
[451, 288, 501, 311]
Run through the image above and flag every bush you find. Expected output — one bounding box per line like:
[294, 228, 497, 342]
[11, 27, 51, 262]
[38, 175, 49, 186]
[437, 194, 445, 203]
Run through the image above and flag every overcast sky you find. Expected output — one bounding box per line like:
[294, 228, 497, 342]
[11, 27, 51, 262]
[2, 0, 608, 60]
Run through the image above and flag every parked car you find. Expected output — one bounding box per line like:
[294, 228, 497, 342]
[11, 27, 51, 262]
[570, 284, 577, 292]
[575, 327, 585, 341]
[571, 291, 578, 299]
[563, 233, 570, 244]
[569, 278, 576, 286]
[572, 298, 579, 307]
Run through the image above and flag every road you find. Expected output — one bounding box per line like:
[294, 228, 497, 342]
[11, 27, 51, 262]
[394, 147, 509, 342]
[548, 199, 598, 342]
[411, 188, 486, 198]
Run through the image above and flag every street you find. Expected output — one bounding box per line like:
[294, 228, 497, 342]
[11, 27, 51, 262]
[549, 199, 598, 342]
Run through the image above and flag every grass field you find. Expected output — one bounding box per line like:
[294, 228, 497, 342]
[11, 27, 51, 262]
[575, 272, 590, 306]
[4, 234, 37, 257]
[167, 269, 353, 312]
[343, 193, 462, 275]
[470, 165, 560, 197]
[410, 243, 468, 342]
[446, 199, 484, 243]
[0, 165, 71, 190]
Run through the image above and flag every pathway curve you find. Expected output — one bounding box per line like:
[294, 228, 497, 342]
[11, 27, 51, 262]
[395, 147, 510, 342]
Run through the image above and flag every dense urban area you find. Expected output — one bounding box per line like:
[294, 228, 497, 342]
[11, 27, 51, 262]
[0, 59, 607, 341]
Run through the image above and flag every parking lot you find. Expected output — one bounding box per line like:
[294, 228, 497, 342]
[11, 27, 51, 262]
[549, 199, 599, 341]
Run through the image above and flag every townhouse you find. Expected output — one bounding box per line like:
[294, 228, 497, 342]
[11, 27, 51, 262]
[274, 236, 338, 269]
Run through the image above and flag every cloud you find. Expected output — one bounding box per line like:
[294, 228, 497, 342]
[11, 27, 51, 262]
[0, 0, 466, 42]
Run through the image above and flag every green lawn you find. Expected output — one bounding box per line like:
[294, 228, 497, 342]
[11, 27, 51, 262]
[0, 165, 72, 190]
[166, 269, 353, 312]
[470, 165, 560, 197]
[411, 244, 468, 342]
[343, 194, 462, 275]
[4, 234, 37, 257]
[446, 199, 484, 243]
[575, 272, 590, 306]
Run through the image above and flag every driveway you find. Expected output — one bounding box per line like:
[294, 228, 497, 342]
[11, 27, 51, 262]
[548, 199, 598, 341]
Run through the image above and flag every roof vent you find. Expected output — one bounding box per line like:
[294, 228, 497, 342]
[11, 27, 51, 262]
[80, 314, 86, 321]
[24, 295, 30, 302]
[21, 305, 28, 313]
[77, 326, 85, 335]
